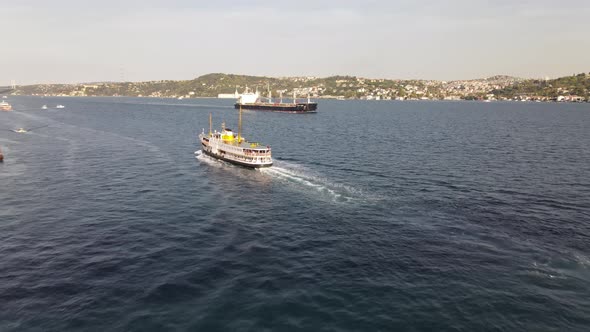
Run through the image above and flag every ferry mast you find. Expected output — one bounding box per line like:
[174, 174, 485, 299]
[238, 104, 242, 143]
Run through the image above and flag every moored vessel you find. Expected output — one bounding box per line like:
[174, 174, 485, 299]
[234, 87, 317, 113]
[198, 107, 273, 168]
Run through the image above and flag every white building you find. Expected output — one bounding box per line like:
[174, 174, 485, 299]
[218, 88, 239, 99]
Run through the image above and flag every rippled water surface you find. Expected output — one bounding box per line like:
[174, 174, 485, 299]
[1, 97, 589, 331]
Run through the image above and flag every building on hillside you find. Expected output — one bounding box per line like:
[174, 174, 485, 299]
[218, 88, 239, 99]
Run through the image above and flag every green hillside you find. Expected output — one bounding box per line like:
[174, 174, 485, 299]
[492, 73, 590, 99]
[13, 72, 590, 101]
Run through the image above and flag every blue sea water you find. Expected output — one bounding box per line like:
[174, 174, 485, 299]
[1, 96, 589, 331]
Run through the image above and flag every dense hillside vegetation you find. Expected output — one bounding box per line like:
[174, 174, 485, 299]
[492, 73, 590, 100]
[13, 72, 590, 101]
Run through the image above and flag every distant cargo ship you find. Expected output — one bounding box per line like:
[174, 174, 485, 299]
[234, 87, 317, 113]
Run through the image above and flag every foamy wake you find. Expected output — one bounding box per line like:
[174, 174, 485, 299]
[527, 252, 590, 280]
[195, 150, 229, 168]
[573, 253, 590, 269]
[260, 163, 373, 204]
[195, 154, 377, 204]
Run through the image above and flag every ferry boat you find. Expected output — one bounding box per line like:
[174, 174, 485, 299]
[0, 100, 12, 111]
[234, 87, 317, 113]
[198, 108, 273, 168]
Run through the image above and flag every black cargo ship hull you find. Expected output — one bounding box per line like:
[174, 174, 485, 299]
[235, 102, 317, 113]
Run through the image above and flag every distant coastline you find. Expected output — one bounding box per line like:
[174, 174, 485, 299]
[9, 72, 590, 103]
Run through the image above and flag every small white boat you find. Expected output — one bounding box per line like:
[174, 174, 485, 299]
[10, 125, 48, 134]
[0, 100, 12, 111]
[41, 105, 48, 109]
[56, 104, 65, 109]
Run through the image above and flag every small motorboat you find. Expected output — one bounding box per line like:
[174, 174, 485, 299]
[41, 105, 48, 109]
[9, 125, 48, 134]
[56, 104, 65, 109]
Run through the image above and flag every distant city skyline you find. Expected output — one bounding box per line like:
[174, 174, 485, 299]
[1, 0, 589, 85]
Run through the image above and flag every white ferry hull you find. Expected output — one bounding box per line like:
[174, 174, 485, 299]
[201, 148, 273, 168]
[199, 133, 273, 168]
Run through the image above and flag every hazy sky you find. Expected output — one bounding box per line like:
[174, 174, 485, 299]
[1, 0, 589, 84]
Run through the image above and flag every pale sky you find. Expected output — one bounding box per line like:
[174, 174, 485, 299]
[1, 0, 589, 84]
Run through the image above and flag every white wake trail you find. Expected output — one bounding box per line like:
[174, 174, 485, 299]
[261, 165, 353, 203]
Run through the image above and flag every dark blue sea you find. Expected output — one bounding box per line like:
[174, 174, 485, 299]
[1, 96, 589, 331]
